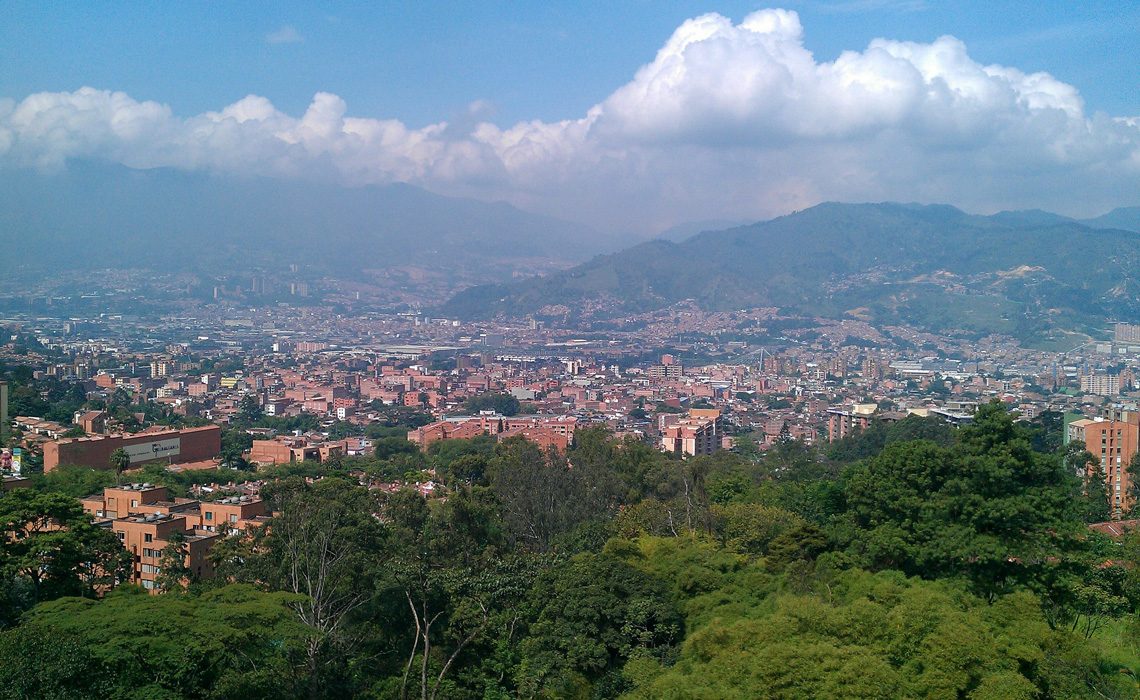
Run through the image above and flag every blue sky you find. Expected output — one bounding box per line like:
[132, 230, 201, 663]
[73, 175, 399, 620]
[1, 2, 1137, 231]
[3, 1, 1135, 126]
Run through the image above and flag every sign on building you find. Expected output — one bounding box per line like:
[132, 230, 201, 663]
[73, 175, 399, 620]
[124, 438, 181, 463]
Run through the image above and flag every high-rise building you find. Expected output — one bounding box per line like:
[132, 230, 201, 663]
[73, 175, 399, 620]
[647, 363, 683, 380]
[1068, 417, 1140, 518]
[0, 381, 7, 441]
[1115, 323, 1140, 343]
[1080, 373, 1121, 396]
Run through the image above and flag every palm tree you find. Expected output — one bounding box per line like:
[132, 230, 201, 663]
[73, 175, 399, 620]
[109, 447, 130, 485]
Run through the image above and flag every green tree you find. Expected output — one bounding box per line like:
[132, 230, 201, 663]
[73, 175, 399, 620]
[237, 394, 264, 422]
[1063, 439, 1094, 473]
[1126, 451, 1140, 517]
[1028, 409, 1065, 454]
[108, 448, 130, 484]
[1080, 462, 1112, 523]
[220, 428, 254, 470]
[30, 465, 116, 499]
[714, 502, 804, 555]
[732, 433, 761, 461]
[155, 530, 192, 593]
[215, 477, 387, 694]
[375, 436, 421, 460]
[489, 437, 616, 552]
[843, 401, 1084, 600]
[517, 552, 682, 696]
[0, 624, 111, 699]
[0, 489, 130, 626]
[441, 454, 490, 486]
[0, 585, 313, 699]
[464, 393, 520, 417]
[382, 486, 533, 700]
[326, 420, 363, 440]
[621, 563, 1132, 700]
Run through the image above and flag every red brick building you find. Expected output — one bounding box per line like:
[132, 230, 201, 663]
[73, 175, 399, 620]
[249, 436, 345, 465]
[408, 415, 578, 451]
[44, 425, 222, 472]
[1068, 417, 1140, 517]
[112, 513, 219, 591]
[84, 482, 268, 591]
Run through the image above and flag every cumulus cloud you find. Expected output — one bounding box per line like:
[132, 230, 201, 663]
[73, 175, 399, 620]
[266, 25, 303, 44]
[1, 8, 1137, 231]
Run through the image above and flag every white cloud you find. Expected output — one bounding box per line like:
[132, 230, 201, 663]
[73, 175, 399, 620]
[266, 25, 303, 45]
[1, 8, 1137, 231]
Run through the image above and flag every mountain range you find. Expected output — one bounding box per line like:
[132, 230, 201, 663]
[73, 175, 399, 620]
[441, 202, 1140, 343]
[6, 164, 1140, 343]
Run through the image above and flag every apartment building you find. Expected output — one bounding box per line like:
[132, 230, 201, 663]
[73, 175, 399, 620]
[826, 403, 879, 442]
[661, 417, 719, 457]
[84, 482, 268, 591]
[1068, 417, 1139, 517]
[112, 513, 219, 591]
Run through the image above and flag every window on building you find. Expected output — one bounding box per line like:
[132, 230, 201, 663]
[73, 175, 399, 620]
[144, 533, 153, 543]
[116, 532, 124, 541]
[205, 512, 213, 521]
[229, 514, 238, 523]
[131, 500, 138, 508]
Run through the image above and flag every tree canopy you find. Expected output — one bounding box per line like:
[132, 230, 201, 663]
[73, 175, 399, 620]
[3, 399, 1139, 699]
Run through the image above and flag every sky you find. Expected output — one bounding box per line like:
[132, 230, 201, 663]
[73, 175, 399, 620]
[1, 1, 1138, 234]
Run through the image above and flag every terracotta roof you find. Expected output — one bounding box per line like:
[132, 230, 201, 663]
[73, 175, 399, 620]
[1088, 519, 1140, 538]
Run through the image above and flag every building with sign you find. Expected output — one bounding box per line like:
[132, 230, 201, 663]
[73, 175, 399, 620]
[42, 425, 221, 472]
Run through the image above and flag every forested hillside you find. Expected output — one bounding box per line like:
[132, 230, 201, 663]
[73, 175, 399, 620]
[442, 202, 1140, 343]
[3, 403, 1140, 699]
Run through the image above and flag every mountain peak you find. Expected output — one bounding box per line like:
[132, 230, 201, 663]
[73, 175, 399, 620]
[443, 201, 1140, 343]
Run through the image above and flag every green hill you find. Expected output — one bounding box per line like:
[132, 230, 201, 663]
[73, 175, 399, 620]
[441, 202, 1140, 340]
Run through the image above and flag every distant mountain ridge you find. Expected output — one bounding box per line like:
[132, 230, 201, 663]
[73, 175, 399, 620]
[989, 206, 1140, 231]
[654, 219, 752, 243]
[1081, 206, 1140, 232]
[0, 164, 617, 279]
[441, 201, 1140, 341]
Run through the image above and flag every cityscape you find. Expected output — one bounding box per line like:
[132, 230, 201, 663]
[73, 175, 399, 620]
[2, 3, 1140, 699]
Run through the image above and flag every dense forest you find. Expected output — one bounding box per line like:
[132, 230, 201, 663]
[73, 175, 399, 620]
[3, 402, 1140, 699]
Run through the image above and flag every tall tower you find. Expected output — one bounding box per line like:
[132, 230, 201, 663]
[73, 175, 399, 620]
[0, 381, 8, 442]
